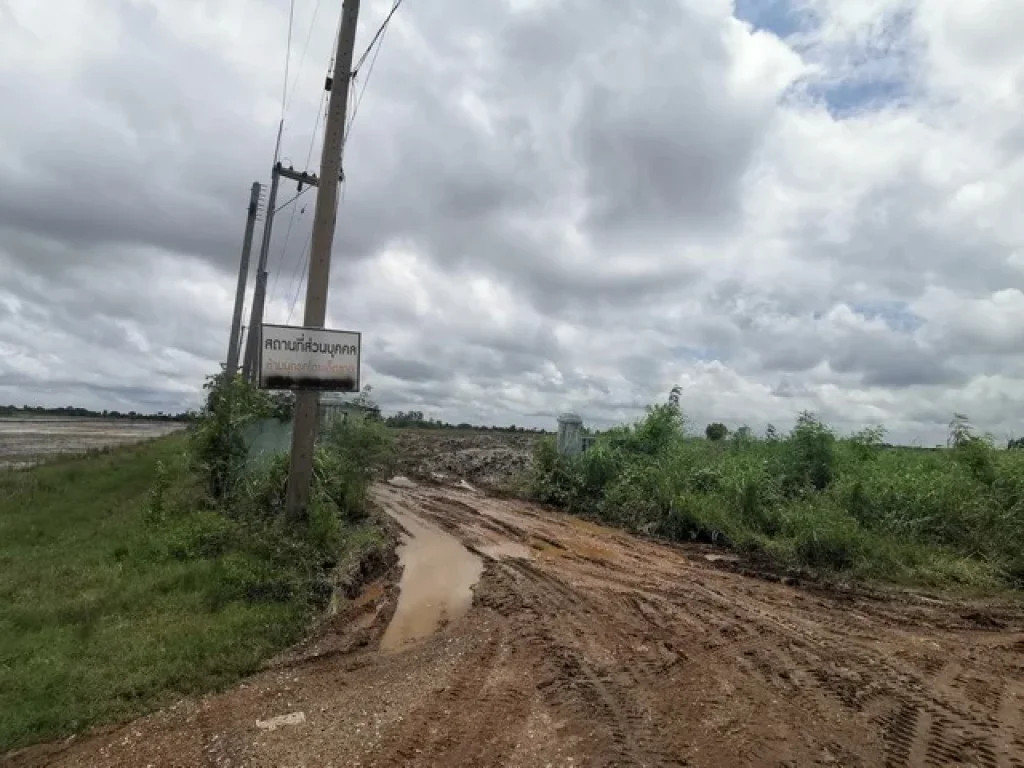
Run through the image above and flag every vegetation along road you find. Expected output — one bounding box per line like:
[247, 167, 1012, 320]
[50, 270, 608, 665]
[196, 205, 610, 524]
[3, 383, 1024, 766]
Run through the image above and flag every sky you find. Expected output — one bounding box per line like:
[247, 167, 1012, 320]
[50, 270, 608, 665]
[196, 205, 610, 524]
[1, 0, 1023, 444]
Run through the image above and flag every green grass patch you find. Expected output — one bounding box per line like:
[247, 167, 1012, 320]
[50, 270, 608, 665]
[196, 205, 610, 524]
[0, 418, 390, 753]
[531, 405, 1024, 592]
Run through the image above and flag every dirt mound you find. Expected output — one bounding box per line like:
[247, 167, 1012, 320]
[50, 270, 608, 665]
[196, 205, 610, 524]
[390, 429, 539, 490]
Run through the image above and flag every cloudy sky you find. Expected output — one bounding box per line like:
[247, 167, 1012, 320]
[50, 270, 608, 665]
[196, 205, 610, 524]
[1, 0, 1023, 443]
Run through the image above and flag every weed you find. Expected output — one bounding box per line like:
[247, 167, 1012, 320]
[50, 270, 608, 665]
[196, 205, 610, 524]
[530, 399, 1024, 591]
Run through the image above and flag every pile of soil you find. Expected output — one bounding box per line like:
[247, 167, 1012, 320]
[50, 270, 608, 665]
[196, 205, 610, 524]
[389, 430, 540, 490]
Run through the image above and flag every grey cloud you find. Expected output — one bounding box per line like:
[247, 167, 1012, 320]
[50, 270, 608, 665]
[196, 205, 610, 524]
[370, 354, 449, 384]
[829, 336, 966, 388]
[2, 0, 1024, 443]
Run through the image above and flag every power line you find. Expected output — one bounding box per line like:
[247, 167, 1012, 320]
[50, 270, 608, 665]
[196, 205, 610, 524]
[283, 0, 323, 117]
[353, 0, 403, 76]
[281, 0, 295, 120]
[286, 228, 314, 325]
[268, 91, 327, 314]
[343, 0, 399, 149]
[267, 197, 301, 308]
[345, 30, 381, 145]
[274, 185, 313, 216]
[279, 0, 384, 325]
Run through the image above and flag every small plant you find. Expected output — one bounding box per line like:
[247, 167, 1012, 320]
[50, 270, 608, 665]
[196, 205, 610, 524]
[146, 460, 170, 523]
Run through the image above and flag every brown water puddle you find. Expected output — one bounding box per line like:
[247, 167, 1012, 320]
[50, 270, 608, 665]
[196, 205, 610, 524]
[380, 507, 484, 651]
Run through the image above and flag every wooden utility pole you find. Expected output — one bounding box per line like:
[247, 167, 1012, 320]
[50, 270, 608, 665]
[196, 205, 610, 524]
[284, 0, 361, 519]
[225, 182, 262, 379]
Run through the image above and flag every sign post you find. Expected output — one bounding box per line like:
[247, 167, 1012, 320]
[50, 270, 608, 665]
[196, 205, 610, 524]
[258, 324, 361, 392]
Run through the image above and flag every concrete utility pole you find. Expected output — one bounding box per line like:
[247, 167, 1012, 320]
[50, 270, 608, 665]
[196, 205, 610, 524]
[225, 182, 262, 379]
[242, 162, 321, 382]
[285, 0, 361, 520]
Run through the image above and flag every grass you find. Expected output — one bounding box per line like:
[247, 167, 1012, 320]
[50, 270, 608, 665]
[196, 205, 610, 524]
[531, 405, 1024, 593]
[0, 424, 390, 754]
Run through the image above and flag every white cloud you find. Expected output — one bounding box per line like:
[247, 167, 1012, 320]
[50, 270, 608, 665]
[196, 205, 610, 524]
[0, 0, 1022, 444]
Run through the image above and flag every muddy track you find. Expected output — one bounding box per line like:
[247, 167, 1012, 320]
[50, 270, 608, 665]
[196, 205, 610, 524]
[6, 482, 1024, 768]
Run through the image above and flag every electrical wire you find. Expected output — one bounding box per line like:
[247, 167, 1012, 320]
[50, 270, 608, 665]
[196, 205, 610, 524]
[283, 0, 323, 117]
[345, 33, 379, 145]
[273, 185, 312, 216]
[269, 92, 327, 315]
[285, 228, 314, 324]
[353, 0, 403, 76]
[279, 0, 401, 324]
[281, 0, 295, 121]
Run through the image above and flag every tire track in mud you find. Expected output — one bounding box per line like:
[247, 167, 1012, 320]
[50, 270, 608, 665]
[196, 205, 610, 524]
[417, 487, 1024, 767]
[365, 614, 528, 767]
[497, 560, 687, 767]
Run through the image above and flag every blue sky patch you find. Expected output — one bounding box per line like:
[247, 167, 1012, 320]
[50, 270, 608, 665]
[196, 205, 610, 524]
[733, 0, 809, 39]
[851, 300, 923, 333]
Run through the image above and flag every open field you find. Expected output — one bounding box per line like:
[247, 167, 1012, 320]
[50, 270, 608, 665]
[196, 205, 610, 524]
[9, 474, 1023, 767]
[0, 418, 184, 469]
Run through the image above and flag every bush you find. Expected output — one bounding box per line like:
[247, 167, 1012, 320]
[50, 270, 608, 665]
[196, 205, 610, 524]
[705, 423, 728, 441]
[528, 403, 1024, 590]
[170, 378, 396, 615]
[188, 374, 287, 500]
[784, 501, 863, 571]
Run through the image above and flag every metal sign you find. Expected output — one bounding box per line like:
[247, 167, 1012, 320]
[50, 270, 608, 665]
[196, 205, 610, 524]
[259, 323, 361, 392]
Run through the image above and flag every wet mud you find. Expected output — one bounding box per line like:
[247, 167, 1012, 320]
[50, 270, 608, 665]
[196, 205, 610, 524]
[7, 481, 1024, 768]
[380, 484, 483, 651]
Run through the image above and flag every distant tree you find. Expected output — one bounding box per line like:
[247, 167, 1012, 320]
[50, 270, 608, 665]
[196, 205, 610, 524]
[668, 385, 682, 411]
[732, 425, 753, 443]
[948, 413, 973, 448]
[705, 422, 728, 441]
[765, 423, 778, 441]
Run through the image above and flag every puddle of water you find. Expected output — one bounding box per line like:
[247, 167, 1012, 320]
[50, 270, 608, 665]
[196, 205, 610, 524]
[380, 510, 483, 651]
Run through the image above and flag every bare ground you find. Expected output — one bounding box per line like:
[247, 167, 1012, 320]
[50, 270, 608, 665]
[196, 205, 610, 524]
[389, 429, 538, 490]
[0, 419, 184, 469]
[8, 476, 1024, 768]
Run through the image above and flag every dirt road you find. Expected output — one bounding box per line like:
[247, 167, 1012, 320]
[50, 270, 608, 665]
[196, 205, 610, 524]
[9, 480, 1024, 767]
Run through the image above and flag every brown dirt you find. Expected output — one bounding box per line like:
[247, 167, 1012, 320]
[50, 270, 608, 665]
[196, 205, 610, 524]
[7, 481, 1024, 768]
[389, 428, 539, 491]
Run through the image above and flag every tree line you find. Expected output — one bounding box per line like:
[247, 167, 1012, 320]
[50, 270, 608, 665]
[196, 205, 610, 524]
[0, 405, 193, 422]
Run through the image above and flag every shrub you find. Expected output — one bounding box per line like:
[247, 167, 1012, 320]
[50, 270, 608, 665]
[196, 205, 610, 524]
[781, 412, 837, 494]
[705, 423, 729, 441]
[784, 501, 864, 571]
[528, 404, 1024, 590]
[188, 374, 285, 500]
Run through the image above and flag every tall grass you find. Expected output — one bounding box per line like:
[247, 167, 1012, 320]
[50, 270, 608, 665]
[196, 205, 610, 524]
[0, 377, 394, 754]
[531, 402, 1024, 591]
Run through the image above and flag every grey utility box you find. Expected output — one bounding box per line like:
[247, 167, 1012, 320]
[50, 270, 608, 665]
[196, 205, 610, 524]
[557, 412, 584, 457]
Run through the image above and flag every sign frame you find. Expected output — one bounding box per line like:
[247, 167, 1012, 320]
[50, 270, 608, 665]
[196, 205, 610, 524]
[258, 322, 362, 392]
